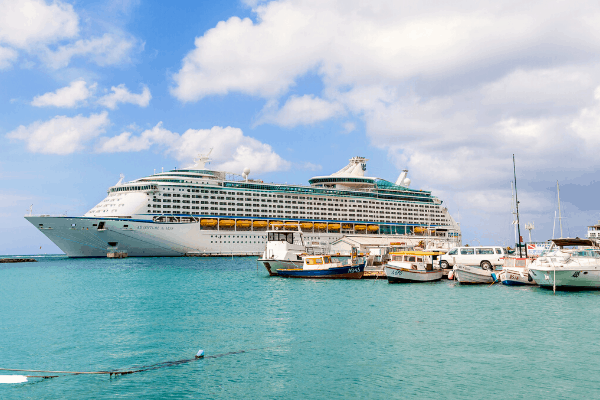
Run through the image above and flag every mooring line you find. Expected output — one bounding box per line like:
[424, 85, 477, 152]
[0, 344, 287, 379]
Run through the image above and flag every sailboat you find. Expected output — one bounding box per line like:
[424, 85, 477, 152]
[497, 155, 535, 286]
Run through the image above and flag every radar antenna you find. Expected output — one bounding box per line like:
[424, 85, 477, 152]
[116, 173, 124, 186]
[191, 148, 213, 169]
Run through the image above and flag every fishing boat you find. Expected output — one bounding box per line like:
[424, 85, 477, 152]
[528, 238, 600, 290]
[453, 264, 496, 284]
[384, 251, 444, 283]
[497, 257, 535, 285]
[276, 255, 365, 279]
[258, 227, 334, 276]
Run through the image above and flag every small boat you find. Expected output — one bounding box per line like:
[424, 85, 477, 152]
[497, 257, 535, 285]
[528, 238, 600, 290]
[276, 255, 365, 279]
[258, 228, 307, 275]
[384, 251, 444, 283]
[453, 264, 496, 284]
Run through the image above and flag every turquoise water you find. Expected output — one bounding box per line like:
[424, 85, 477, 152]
[2, 256, 600, 399]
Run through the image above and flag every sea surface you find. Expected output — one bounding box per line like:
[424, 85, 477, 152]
[1, 255, 600, 399]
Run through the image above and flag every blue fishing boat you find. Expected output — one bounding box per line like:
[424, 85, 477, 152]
[276, 255, 365, 279]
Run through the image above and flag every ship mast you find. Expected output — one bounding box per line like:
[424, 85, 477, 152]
[557, 180, 563, 238]
[513, 155, 527, 258]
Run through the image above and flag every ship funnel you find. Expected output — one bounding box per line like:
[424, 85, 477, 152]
[395, 169, 411, 187]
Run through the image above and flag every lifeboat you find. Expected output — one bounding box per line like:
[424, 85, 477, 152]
[342, 224, 353, 229]
[200, 218, 218, 227]
[270, 221, 285, 227]
[236, 220, 252, 228]
[285, 221, 299, 227]
[300, 222, 313, 229]
[253, 220, 268, 228]
[219, 219, 235, 227]
[414, 227, 429, 233]
[328, 223, 341, 230]
[354, 224, 367, 231]
[367, 225, 379, 232]
[314, 223, 327, 230]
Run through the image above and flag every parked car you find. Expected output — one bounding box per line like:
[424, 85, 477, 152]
[439, 246, 506, 270]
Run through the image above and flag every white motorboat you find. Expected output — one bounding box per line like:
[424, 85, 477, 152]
[497, 257, 535, 286]
[453, 264, 496, 284]
[384, 251, 444, 283]
[528, 238, 600, 290]
[258, 228, 320, 276]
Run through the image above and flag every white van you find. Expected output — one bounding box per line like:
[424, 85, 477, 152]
[439, 246, 506, 270]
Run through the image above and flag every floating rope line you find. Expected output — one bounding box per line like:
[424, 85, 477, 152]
[0, 346, 281, 380]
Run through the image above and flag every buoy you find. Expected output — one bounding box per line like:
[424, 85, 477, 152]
[195, 349, 205, 359]
[448, 270, 454, 280]
[0, 375, 28, 384]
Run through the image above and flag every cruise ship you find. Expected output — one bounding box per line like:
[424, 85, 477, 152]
[25, 154, 462, 257]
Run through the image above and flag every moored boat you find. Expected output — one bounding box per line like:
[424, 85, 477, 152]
[453, 264, 496, 284]
[276, 255, 365, 279]
[384, 251, 444, 283]
[528, 238, 600, 290]
[497, 257, 535, 286]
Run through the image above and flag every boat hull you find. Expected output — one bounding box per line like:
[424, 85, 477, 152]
[499, 267, 534, 286]
[384, 266, 443, 283]
[276, 264, 365, 279]
[529, 268, 600, 290]
[258, 259, 303, 276]
[453, 265, 494, 284]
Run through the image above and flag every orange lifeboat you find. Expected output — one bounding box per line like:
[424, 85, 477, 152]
[328, 223, 341, 230]
[367, 225, 379, 232]
[236, 220, 252, 228]
[200, 219, 218, 227]
[219, 219, 235, 227]
[354, 224, 367, 231]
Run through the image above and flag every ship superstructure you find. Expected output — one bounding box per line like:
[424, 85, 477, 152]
[25, 155, 461, 257]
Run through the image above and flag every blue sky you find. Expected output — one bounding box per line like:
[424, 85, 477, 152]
[2, 0, 600, 255]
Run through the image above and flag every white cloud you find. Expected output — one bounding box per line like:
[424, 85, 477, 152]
[44, 33, 138, 69]
[0, 46, 17, 68]
[97, 83, 151, 109]
[0, 1, 139, 69]
[570, 86, 600, 147]
[256, 95, 345, 127]
[342, 122, 356, 134]
[0, 0, 79, 49]
[31, 80, 96, 108]
[171, 0, 600, 102]
[96, 122, 177, 152]
[96, 123, 290, 174]
[6, 111, 110, 155]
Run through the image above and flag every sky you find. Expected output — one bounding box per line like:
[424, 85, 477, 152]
[2, 0, 600, 255]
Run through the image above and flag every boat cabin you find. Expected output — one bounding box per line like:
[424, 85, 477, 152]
[388, 251, 443, 271]
[267, 231, 304, 246]
[303, 255, 342, 270]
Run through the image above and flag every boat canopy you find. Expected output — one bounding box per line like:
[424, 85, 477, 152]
[389, 251, 446, 256]
[552, 238, 597, 248]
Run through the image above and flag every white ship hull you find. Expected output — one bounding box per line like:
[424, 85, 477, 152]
[26, 216, 267, 257]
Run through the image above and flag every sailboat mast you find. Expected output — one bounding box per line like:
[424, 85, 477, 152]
[513, 155, 527, 258]
[557, 180, 563, 238]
